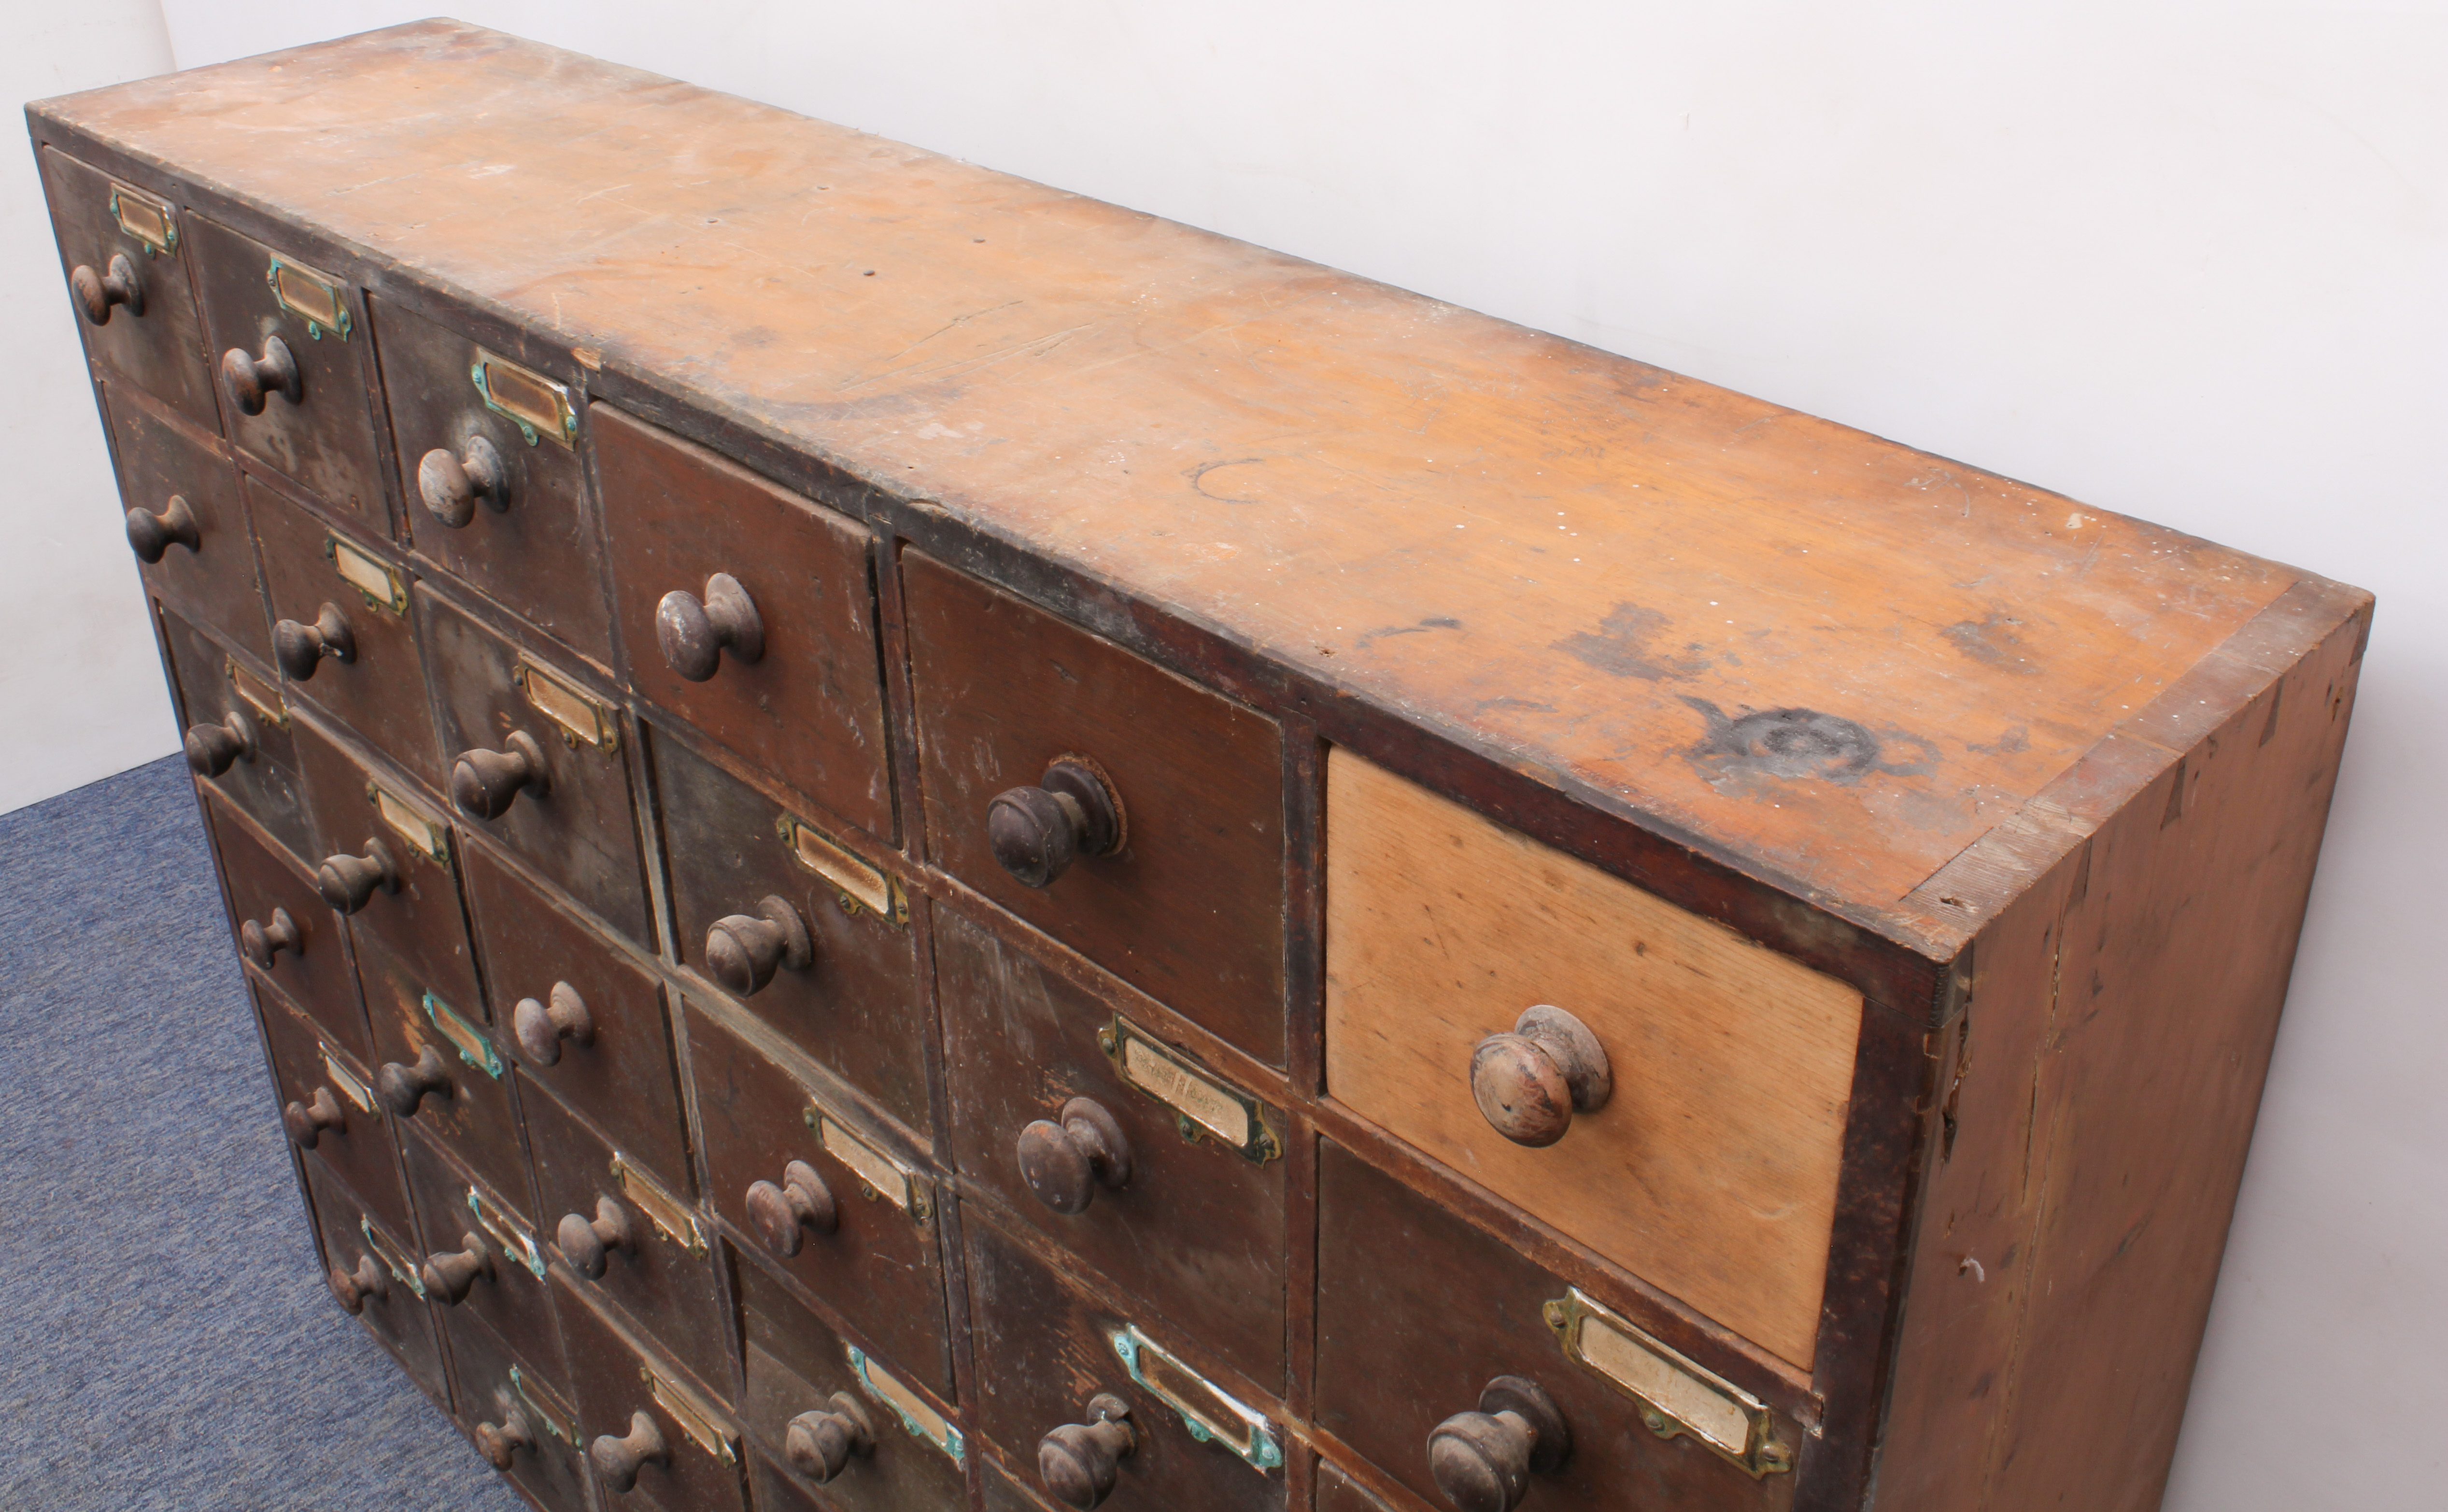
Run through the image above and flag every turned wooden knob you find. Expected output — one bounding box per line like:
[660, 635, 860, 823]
[784, 1393, 876, 1484]
[184, 709, 256, 776]
[591, 1410, 669, 1494]
[377, 1044, 452, 1117]
[282, 1085, 345, 1149]
[273, 601, 354, 680]
[1469, 1005, 1612, 1148]
[655, 572, 763, 681]
[238, 906, 300, 969]
[1039, 1394, 1135, 1511]
[220, 333, 300, 415]
[316, 838, 398, 914]
[1016, 1097, 1132, 1215]
[474, 1404, 537, 1470]
[71, 253, 143, 325]
[126, 494, 198, 563]
[744, 1159, 836, 1258]
[512, 981, 594, 1066]
[988, 758, 1124, 888]
[453, 730, 551, 820]
[556, 1195, 636, 1280]
[704, 895, 813, 997]
[327, 1251, 387, 1314]
[1428, 1377, 1571, 1512]
[421, 1232, 494, 1305]
[417, 437, 511, 527]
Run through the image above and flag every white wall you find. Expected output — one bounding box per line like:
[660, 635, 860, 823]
[72, 2, 2448, 1504]
[2, 1, 179, 812]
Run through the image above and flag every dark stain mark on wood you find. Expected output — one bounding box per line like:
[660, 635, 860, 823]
[1186, 457, 1268, 503]
[1682, 699, 1938, 787]
[1966, 725, 2030, 757]
[1357, 616, 1463, 650]
[1942, 611, 2041, 675]
[1554, 602, 1710, 680]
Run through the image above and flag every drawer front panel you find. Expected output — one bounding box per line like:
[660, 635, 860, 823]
[555, 1271, 750, 1512]
[366, 951, 526, 1207]
[423, 585, 650, 942]
[105, 384, 267, 663]
[443, 1308, 592, 1512]
[937, 906, 1288, 1390]
[208, 794, 363, 1060]
[466, 842, 688, 1193]
[595, 404, 890, 836]
[39, 149, 217, 429]
[163, 609, 310, 858]
[403, 1129, 561, 1378]
[735, 1258, 968, 1512]
[903, 552, 1286, 1065]
[188, 213, 389, 523]
[302, 1156, 447, 1403]
[965, 1216, 1288, 1512]
[524, 1074, 730, 1396]
[682, 998, 951, 1393]
[657, 732, 925, 1131]
[374, 297, 611, 660]
[1315, 1143, 1798, 1512]
[1322, 751, 1860, 1369]
[253, 482, 441, 785]
[1314, 1461, 1401, 1512]
[255, 973, 409, 1241]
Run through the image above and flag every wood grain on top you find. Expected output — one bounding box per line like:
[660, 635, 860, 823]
[32, 21, 2337, 947]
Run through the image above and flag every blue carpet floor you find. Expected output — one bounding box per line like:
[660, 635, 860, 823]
[0, 755, 524, 1511]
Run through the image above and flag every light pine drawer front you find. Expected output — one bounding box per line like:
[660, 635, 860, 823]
[1323, 751, 1861, 1368]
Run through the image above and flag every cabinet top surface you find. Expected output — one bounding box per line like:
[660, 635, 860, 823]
[33, 20, 2363, 960]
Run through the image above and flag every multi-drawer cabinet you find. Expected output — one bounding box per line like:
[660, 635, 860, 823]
[33, 23, 2369, 1512]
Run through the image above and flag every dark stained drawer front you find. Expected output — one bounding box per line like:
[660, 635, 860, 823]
[524, 1074, 729, 1397]
[465, 841, 688, 1193]
[964, 1216, 1288, 1512]
[736, 1258, 967, 1512]
[252, 482, 442, 785]
[937, 906, 1288, 1392]
[187, 213, 390, 523]
[105, 384, 267, 663]
[595, 404, 891, 838]
[302, 1155, 447, 1405]
[443, 1308, 592, 1512]
[39, 150, 217, 429]
[373, 296, 611, 661]
[903, 552, 1287, 1066]
[556, 1270, 750, 1512]
[683, 997, 951, 1394]
[207, 793, 363, 1060]
[366, 950, 526, 1208]
[254, 972, 409, 1242]
[1315, 1144, 1801, 1512]
[423, 585, 650, 942]
[404, 1129, 561, 1382]
[163, 609, 310, 859]
[1314, 1461, 1405, 1512]
[656, 731, 925, 1132]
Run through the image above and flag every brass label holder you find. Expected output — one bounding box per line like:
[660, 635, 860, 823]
[804, 1105, 931, 1221]
[846, 1344, 964, 1464]
[224, 658, 290, 729]
[471, 350, 577, 448]
[323, 1052, 376, 1115]
[265, 253, 351, 340]
[108, 182, 177, 256]
[1100, 1016, 1283, 1164]
[1542, 1289, 1791, 1477]
[642, 1367, 737, 1465]
[515, 660, 618, 754]
[775, 813, 904, 924]
[358, 1215, 426, 1300]
[467, 1185, 547, 1280]
[424, 992, 503, 1079]
[367, 782, 449, 867]
[610, 1152, 706, 1255]
[1111, 1324, 1283, 1470]
[509, 1365, 577, 1445]
[324, 534, 406, 614]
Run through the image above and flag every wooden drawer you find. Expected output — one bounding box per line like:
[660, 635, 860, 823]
[595, 403, 891, 837]
[373, 296, 612, 661]
[163, 609, 311, 859]
[524, 1073, 730, 1397]
[903, 551, 1286, 1066]
[422, 584, 651, 943]
[1316, 1142, 1799, 1512]
[38, 150, 216, 429]
[656, 731, 926, 1131]
[556, 1270, 750, 1512]
[442, 1308, 592, 1512]
[253, 480, 442, 785]
[254, 972, 409, 1243]
[207, 792, 363, 1060]
[104, 383, 267, 664]
[403, 1128, 562, 1382]
[1323, 751, 1861, 1369]
[302, 1155, 447, 1404]
[366, 951, 526, 1208]
[466, 842, 689, 1195]
[734, 1256, 968, 1512]
[188, 213, 390, 524]
[683, 996, 952, 1394]
[1314, 1461, 1405, 1512]
[964, 1215, 1288, 1512]
[937, 905, 1288, 1392]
